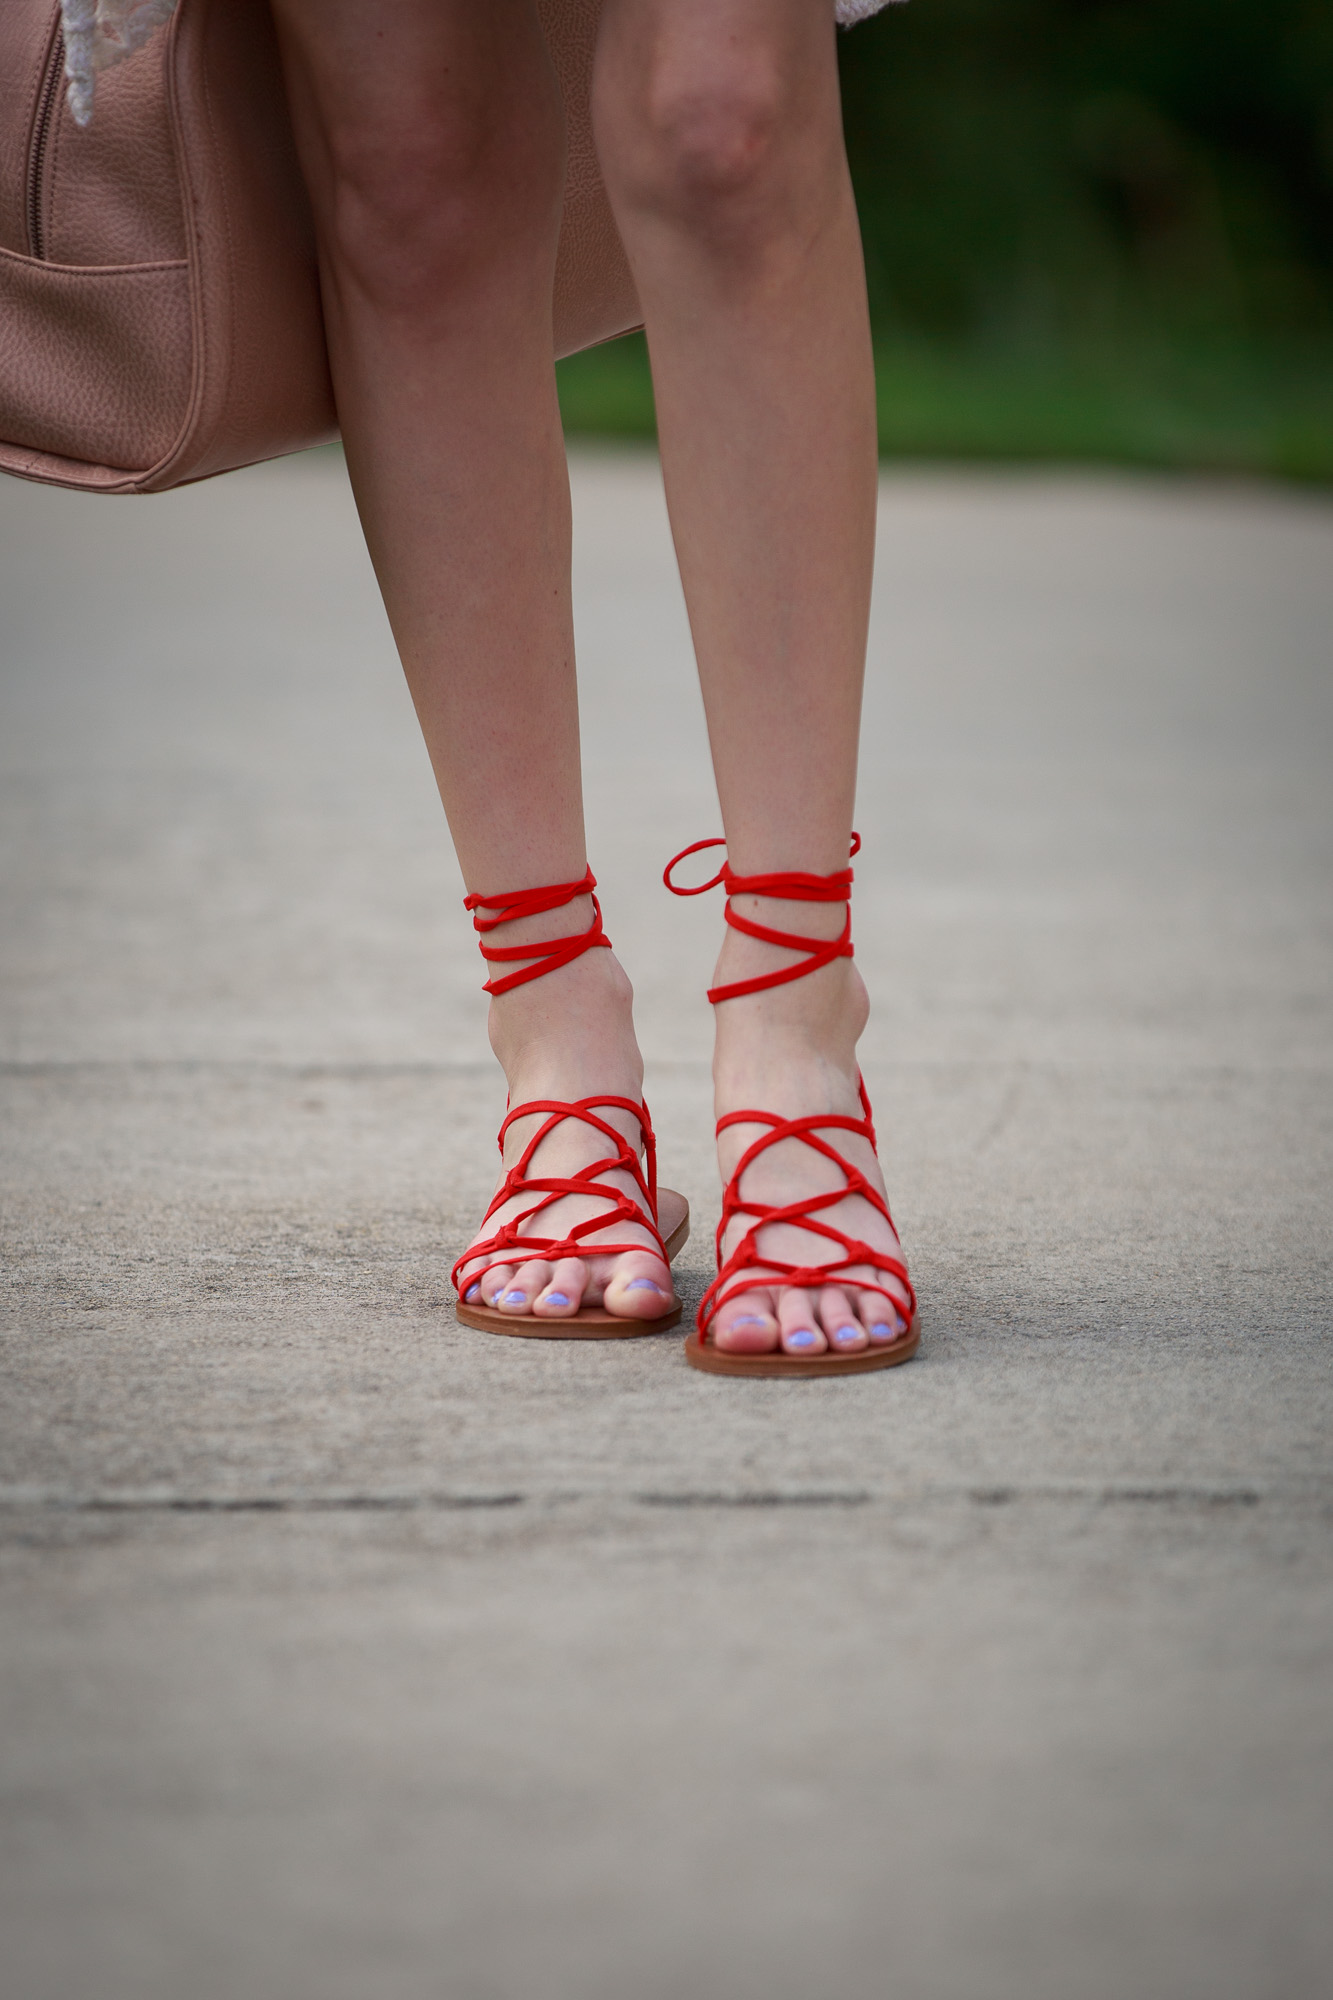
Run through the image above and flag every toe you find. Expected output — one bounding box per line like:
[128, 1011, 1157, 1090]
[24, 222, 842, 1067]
[776, 1287, 827, 1357]
[712, 1289, 782, 1353]
[818, 1286, 869, 1353]
[478, 1264, 514, 1307]
[865, 1295, 909, 1343]
[496, 1260, 552, 1314]
[603, 1250, 676, 1319]
[533, 1258, 589, 1317]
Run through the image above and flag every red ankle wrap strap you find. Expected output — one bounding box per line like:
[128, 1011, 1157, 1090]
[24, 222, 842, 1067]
[464, 867, 611, 996]
[663, 835, 860, 1004]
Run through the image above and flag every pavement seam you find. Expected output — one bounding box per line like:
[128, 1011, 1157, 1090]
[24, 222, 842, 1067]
[0, 1482, 1303, 1513]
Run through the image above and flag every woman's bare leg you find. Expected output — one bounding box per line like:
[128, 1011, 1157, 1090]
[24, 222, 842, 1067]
[270, 0, 672, 1319]
[594, 0, 912, 1354]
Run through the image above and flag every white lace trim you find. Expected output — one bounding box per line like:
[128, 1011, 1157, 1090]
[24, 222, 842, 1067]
[61, 0, 178, 128]
[61, 0, 900, 129]
[835, 0, 906, 19]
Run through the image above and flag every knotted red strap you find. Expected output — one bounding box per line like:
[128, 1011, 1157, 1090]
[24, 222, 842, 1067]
[450, 1095, 666, 1299]
[664, 833, 912, 1347]
[698, 1077, 916, 1342]
[663, 835, 861, 1003]
[464, 867, 610, 996]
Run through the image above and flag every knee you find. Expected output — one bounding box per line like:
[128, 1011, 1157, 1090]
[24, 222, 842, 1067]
[320, 87, 563, 319]
[596, 42, 815, 250]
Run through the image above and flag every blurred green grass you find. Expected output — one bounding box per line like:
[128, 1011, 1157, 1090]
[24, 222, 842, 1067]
[558, 0, 1333, 480]
[558, 332, 1333, 480]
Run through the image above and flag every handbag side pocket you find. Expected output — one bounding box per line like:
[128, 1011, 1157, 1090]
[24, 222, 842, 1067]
[0, 247, 191, 472]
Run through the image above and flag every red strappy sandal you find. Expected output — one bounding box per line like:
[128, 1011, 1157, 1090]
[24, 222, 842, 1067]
[451, 868, 689, 1339]
[665, 837, 918, 1378]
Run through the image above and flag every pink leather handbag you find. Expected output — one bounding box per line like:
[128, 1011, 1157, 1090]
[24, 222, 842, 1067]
[0, 0, 640, 494]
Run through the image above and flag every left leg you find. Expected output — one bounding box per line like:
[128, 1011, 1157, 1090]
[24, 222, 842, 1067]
[271, 0, 673, 1324]
[593, 0, 912, 1355]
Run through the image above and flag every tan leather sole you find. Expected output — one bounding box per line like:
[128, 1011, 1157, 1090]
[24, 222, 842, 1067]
[684, 1313, 920, 1378]
[453, 1189, 690, 1339]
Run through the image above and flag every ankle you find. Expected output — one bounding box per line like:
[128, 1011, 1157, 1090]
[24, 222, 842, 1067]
[487, 947, 643, 1096]
[711, 958, 870, 1100]
[712, 907, 867, 1029]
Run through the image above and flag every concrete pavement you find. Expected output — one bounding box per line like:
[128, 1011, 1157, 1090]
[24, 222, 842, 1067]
[1, 447, 1331, 2000]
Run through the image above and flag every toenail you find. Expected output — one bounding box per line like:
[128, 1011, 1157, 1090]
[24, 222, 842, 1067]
[626, 1279, 661, 1292]
[870, 1320, 899, 1342]
[545, 1292, 570, 1307]
[833, 1326, 862, 1345]
[787, 1330, 819, 1351]
[731, 1315, 770, 1329]
[502, 1289, 527, 1305]
[465, 1284, 481, 1301]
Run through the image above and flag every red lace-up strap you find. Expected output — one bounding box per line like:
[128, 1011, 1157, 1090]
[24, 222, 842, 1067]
[665, 832, 913, 1347]
[464, 867, 610, 996]
[449, 1095, 666, 1299]
[663, 835, 861, 1003]
[698, 1076, 917, 1337]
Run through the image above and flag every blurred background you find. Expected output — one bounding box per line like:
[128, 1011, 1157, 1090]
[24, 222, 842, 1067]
[558, 0, 1333, 480]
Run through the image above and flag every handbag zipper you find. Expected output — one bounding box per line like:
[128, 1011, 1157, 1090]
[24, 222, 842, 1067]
[26, 21, 66, 261]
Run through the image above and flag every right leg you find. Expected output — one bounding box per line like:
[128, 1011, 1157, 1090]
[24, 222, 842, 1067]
[592, 0, 910, 1357]
[270, 0, 673, 1318]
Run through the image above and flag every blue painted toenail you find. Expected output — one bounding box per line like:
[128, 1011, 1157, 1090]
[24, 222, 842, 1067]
[465, 1285, 481, 1301]
[870, 1320, 899, 1342]
[545, 1292, 570, 1307]
[503, 1290, 527, 1306]
[626, 1279, 661, 1292]
[731, 1315, 769, 1329]
[787, 1330, 819, 1350]
[833, 1326, 861, 1345]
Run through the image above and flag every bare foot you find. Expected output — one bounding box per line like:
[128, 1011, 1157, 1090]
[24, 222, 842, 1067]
[706, 890, 912, 1358]
[455, 929, 676, 1321]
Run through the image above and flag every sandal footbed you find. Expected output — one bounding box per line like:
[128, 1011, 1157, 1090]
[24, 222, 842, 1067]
[684, 1314, 919, 1378]
[454, 1190, 688, 1339]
